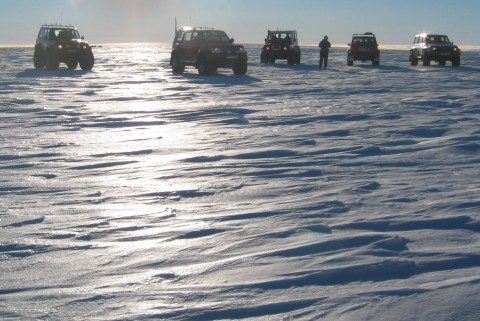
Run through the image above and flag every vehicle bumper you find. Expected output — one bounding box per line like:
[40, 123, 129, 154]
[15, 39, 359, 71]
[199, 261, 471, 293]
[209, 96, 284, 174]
[426, 51, 461, 61]
[208, 52, 247, 68]
[262, 47, 292, 60]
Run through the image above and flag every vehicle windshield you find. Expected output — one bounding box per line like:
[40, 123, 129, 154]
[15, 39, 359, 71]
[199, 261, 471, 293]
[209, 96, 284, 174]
[200, 31, 231, 43]
[427, 35, 450, 43]
[268, 32, 293, 41]
[353, 37, 377, 45]
[50, 28, 81, 40]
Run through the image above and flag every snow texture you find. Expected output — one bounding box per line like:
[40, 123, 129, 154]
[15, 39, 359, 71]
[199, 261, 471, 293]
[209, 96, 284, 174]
[1, 44, 480, 321]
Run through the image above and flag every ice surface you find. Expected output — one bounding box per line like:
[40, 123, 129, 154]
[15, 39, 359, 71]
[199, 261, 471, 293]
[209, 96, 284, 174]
[1, 44, 480, 320]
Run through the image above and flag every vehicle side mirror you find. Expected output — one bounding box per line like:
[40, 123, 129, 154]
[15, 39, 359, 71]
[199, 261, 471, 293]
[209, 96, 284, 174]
[81, 36, 84, 40]
[348, 43, 351, 46]
[230, 38, 234, 43]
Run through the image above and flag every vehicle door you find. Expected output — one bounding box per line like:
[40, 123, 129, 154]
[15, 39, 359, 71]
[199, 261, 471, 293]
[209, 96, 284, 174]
[174, 31, 192, 63]
[182, 31, 200, 63]
[411, 36, 420, 57]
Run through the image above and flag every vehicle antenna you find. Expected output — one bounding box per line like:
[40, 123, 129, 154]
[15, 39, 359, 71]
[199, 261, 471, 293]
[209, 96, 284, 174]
[175, 16, 178, 35]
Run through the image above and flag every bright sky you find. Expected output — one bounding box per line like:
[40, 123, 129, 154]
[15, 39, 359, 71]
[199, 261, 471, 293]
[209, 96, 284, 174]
[1, 0, 478, 46]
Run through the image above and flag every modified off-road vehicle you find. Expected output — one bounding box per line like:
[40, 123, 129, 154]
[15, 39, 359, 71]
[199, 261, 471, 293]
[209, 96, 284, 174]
[347, 32, 380, 66]
[34, 25, 94, 70]
[170, 27, 248, 75]
[261, 30, 301, 65]
[409, 33, 461, 67]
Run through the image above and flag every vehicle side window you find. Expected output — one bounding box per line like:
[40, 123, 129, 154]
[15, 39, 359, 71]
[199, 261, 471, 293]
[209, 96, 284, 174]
[183, 31, 192, 42]
[192, 32, 199, 41]
[175, 30, 184, 42]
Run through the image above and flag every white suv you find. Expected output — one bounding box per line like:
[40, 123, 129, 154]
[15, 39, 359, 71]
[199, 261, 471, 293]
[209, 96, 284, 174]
[409, 33, 460, 67]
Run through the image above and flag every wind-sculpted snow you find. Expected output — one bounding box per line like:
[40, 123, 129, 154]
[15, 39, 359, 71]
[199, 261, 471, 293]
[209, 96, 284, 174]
[1, 44, 480, 320]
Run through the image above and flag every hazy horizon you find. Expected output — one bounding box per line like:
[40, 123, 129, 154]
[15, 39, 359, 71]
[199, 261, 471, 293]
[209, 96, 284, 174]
[1, 0, 479, 47]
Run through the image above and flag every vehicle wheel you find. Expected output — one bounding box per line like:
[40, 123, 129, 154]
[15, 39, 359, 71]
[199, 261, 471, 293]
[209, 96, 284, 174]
[260, 51, 268, 64]
[347, 53, 354, 66]
[45, 49, 60, 70]
[422, 52, 430, 66]
[197, 56, 211, 75]
[66, 58, 79, 70]
[287, 53, 294, 65]
[294, 51, 301, 64]
[33, 49, 46, 69]
[79, 53, 95, 70]
[452, 57, 460, 67]
[233, 58, 247, 75]
[171, 55, 185, 73]
[410, 52, 418, 66]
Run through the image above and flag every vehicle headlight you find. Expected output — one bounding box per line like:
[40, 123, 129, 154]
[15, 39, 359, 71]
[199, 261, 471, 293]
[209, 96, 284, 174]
[237, 48, 245, 53]
[266, 46, 271, 51]
[210, 48, 223, 54]
[82, 45, 88, 50]
[284, 46, 288, 51]
[453, 47, 458, 51]
[57, 44, 63, 49]
[431, 47, 437, 51]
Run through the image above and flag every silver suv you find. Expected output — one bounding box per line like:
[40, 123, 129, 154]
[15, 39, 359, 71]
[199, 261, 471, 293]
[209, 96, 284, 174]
[409, 33, 460, 67]
[34, 25, 94, 70]
[261, 30, 301, 65]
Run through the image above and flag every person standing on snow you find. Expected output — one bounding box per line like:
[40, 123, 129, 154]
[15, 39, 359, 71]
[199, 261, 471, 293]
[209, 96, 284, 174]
[319, 36, 331, 69]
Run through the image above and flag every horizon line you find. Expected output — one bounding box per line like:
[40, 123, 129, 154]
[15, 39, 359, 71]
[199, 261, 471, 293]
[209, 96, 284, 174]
[2, 42, 480, 50]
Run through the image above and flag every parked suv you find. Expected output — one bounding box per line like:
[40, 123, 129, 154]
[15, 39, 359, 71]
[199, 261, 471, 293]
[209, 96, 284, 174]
[261, 30, 301, 65]
[347, 33, 380, 66]
[409, 33, 461, 67]
[170, 27, 248, 75]
[34, 25, 94, 70]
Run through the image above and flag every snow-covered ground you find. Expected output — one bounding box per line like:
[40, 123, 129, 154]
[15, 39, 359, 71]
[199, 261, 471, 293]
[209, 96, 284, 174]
[1, 44, 480, 321]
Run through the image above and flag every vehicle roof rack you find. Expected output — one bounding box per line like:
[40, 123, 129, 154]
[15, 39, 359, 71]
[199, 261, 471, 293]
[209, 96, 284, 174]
[181, 26, 215, 31]
[41, 24, 76, 29]
[352, 32, 376, 37]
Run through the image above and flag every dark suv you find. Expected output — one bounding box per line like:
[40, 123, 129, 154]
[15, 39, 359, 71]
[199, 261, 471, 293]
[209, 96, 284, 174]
[170, 27, 248, 75]
[347, 33, 380, 66]
[34, 25, 94, 70]
[409, 34, 461, 67]
[261, 30, 301, 65]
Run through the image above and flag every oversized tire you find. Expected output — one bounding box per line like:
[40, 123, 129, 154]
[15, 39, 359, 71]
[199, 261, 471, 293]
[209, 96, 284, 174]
[422, 52, 430, 66]
[233, 58, 247, 75]
[287, 52, 294, 65]
[409, 52, 419, 66]
[79, 53, 94, 70]
[45, 49, 60, 70]
[260, 51, 268, 64]
[66, 58, 78, 70]
[452, 57, 460, 67]
[33, 49, 46, 69]
[372, 56, 380, 66]
[347, 53, 354, 66]
[294, 50, 301, 64]
[197, 56, 211, 75]
[171, 54, 185, 73]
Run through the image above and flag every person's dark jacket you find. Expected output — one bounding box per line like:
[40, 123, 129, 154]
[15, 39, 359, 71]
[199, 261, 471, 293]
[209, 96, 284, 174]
[319, 39, 331, 53]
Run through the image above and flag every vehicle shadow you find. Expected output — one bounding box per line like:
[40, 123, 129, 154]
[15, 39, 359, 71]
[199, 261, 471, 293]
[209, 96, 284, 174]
[263, 62, 320, 72]
[354, 64, 412, 72]
[173, 70, 262, 85]
[16, 68, 93, 78]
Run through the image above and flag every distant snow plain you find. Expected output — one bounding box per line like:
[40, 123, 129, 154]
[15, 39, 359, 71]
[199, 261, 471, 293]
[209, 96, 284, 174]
[1, 44, 480, 321]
